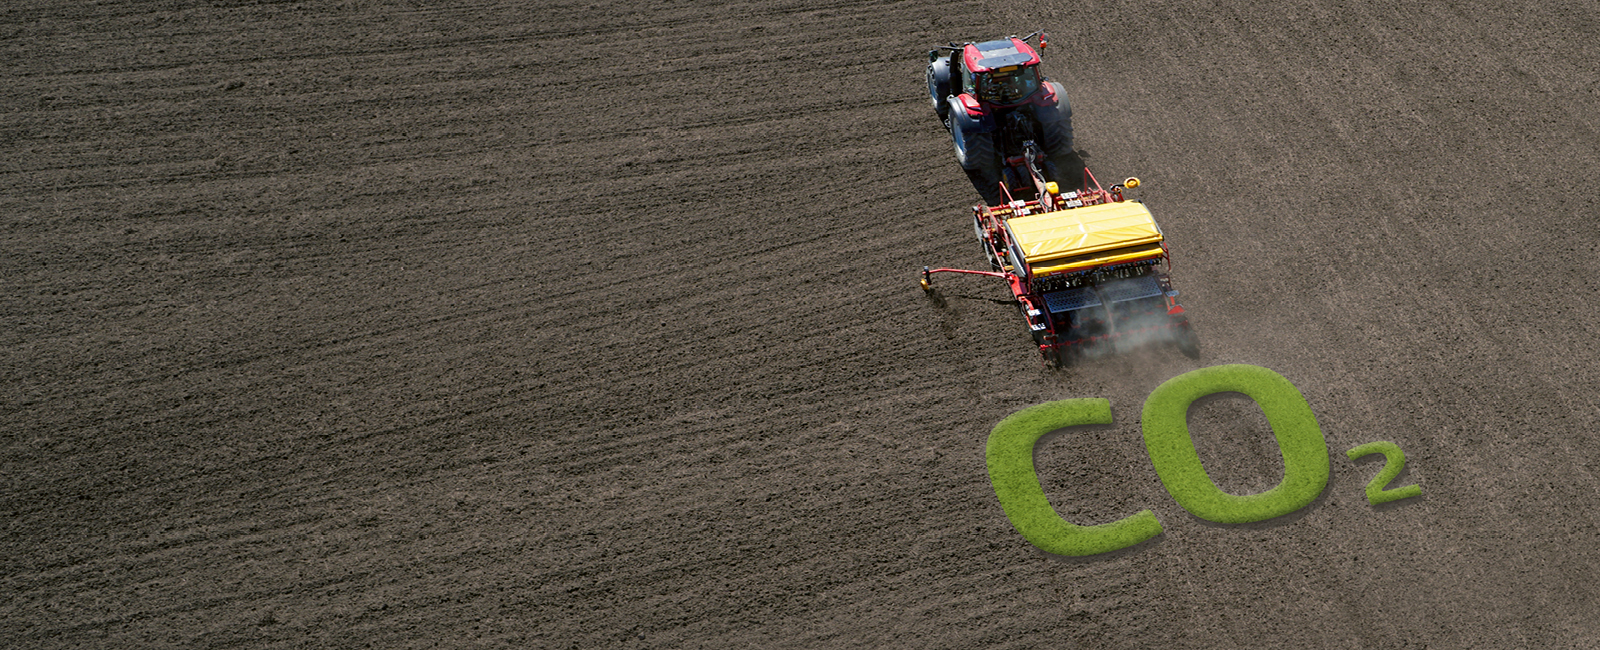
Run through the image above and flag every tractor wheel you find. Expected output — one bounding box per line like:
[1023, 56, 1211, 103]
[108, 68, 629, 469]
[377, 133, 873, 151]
[953, 122, 1002, 204]
[953, 122, 994, 168]
[951, 106, 1003, 204]
[927, 57, 952, 122]
[1037, 82, 1075, 151]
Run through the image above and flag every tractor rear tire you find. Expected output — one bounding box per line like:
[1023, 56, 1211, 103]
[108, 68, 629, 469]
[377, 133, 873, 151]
[960, 143, 1002, 205]
[953, 121, 1002, 205]
[953, 123, 994, 166]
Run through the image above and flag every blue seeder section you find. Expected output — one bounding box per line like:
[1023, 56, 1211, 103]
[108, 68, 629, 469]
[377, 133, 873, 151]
[1097, 275, 1164, 303]
[1043, 276, 1163, 314]
[1043, 287, 1101, 313]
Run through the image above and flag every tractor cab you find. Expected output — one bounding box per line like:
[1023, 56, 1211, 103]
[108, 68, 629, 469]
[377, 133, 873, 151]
[960, 38, 1044, 106]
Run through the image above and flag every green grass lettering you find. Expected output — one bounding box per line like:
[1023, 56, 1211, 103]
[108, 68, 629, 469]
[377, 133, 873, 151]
[1346, 441, 1422, 505]
[1141, 365, 1330, 524]
[986, 399, 1163, 556]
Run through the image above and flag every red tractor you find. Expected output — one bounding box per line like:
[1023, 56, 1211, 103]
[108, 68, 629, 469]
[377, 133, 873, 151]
[927, 32, 1085, 206]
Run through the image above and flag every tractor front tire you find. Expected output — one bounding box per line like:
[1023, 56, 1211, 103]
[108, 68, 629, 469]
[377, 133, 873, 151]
[927, 58, 952, 122]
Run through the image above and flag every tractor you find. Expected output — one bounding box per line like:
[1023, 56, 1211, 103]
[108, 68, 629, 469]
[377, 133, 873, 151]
[927, 32, 1085, 206]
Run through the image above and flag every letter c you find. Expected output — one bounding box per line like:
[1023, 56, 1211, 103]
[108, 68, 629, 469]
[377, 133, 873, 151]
[987, 398, 1163, 556]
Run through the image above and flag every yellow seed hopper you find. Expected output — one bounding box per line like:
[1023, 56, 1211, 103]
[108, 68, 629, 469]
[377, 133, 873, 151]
[1004, 200, 1165, 278]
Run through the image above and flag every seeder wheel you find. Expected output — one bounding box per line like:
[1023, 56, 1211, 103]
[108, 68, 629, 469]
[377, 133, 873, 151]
[1176, 321, 1200, 359]
[973, 214, 1002, 271]
[1053, 344, 1076, 368]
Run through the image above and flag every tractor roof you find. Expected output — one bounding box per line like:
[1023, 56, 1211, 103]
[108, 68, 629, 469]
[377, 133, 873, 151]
[964, 38, 1040, 73]
[1005, 201, 1164, 267]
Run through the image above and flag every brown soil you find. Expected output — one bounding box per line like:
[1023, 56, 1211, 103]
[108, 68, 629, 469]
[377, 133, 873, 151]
[5, 0, 1600, 647]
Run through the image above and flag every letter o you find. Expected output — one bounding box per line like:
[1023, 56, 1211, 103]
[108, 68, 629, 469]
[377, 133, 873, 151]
[1141, 365, 1329, 524]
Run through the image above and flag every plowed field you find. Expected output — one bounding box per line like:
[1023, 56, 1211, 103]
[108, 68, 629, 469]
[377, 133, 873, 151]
[6, 0, 1600, 647]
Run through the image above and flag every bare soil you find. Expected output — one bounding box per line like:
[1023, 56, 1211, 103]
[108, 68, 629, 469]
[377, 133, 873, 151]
[5, 0, 1600, 647]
